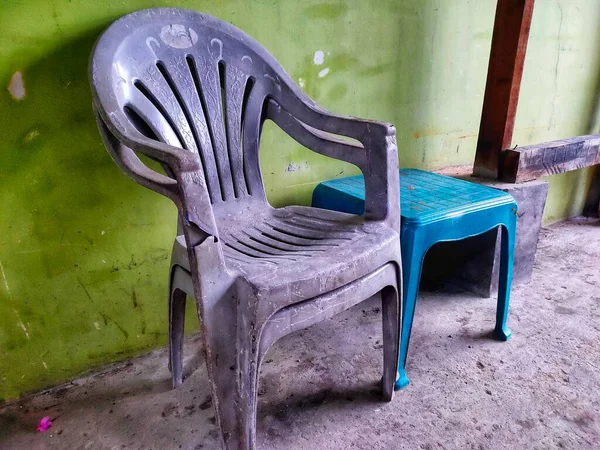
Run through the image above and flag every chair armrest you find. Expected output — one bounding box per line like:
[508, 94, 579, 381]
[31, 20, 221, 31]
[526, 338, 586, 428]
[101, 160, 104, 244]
[266, 93, 399, 231]
[94, 108, 180, 202]
[93, 106, 218, 241]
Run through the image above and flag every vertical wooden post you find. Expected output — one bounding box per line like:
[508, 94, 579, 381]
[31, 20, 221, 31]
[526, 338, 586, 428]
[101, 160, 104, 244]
[473, 0, 535, 179]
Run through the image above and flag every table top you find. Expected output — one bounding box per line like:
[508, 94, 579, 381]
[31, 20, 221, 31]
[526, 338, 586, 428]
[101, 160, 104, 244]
[317, 169, 516, 224]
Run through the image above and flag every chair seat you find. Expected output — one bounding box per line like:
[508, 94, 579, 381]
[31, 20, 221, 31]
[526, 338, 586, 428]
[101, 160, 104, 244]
[173, 205, 399, 314]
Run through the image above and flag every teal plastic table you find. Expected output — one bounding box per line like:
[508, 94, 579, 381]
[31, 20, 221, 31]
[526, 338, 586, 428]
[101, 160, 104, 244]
[312, 169, 517, 390]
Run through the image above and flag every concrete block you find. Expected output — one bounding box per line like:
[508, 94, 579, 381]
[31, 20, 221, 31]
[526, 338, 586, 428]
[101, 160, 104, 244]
[421, 178, 549, 298]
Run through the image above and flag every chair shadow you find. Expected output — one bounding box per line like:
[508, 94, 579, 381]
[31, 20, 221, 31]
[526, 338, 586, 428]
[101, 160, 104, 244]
[1, 20, 180, 404]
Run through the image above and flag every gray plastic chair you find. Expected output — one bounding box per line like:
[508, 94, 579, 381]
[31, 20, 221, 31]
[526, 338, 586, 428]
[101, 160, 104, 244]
[90, 8, 402, 449]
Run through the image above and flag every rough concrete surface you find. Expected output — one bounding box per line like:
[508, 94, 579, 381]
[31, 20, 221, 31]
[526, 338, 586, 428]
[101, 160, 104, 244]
[1, 218, 599, 450]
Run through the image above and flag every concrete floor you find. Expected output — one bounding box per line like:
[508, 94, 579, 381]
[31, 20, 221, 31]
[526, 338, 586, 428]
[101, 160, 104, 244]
[1, 218, 599, 450]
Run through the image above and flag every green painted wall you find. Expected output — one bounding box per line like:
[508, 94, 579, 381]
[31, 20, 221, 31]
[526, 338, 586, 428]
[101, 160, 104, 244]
[515, 1, 600, 223]
[1, 0, 598, 400]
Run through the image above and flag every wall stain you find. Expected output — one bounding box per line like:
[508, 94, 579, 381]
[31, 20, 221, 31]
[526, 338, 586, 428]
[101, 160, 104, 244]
[125, 249, 169, 271]
[303, 3, 347, 19]
[23, 129, 41, 145]
[77, 278, 92, 301]
[327, 83, 347, 101]
[133, 289, 147, 335]
[131, 289, 139, 309]
[358, 63, 393, 77]
[98, 312, 129, 339]
[414, 128, 463, 139]
[549, 0, 564, 131]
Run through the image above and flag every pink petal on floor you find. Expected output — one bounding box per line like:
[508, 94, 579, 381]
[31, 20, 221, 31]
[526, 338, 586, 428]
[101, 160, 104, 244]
[37, 416, 53, 432]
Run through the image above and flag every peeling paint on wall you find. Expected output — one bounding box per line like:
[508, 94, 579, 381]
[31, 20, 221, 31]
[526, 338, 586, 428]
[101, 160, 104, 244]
[23, 129, 40, 144]
[318, 68, 330, 78]
[7, 71, 26, 100]
[313, 50, 325, 65]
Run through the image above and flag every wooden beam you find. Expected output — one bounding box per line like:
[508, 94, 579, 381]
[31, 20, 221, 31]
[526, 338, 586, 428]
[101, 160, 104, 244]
[500, 134, 600, 182]
[473, 0, 535, 179]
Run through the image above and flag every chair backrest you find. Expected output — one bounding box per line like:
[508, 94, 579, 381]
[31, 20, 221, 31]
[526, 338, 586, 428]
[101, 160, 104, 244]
[90, 8, 298, 209]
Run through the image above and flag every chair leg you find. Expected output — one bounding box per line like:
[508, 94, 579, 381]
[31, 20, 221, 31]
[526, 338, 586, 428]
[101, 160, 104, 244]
[495, 220, 516, 341]
[198, 282, 262, 450]
[202, 335, 260, 450]
[169, 286, 186, 389]
[237, 335, 261, 448]
[381, 283, 400, 401]
[167, 264, 175, 373]
[395, 235, 424, 391]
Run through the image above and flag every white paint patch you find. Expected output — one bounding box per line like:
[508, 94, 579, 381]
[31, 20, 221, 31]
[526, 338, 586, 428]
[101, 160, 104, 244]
[18, 321, 30, 340]
[286, 162, 310, 172]
[318, 68, 330, 78]
[94, 321, 101, 330]
[159, 24, 198, 49]
[8, 71, 25, 100]
[0, 261, 10, 296]
[298, 77, 305, 88]
[313, 50, 325, 65]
